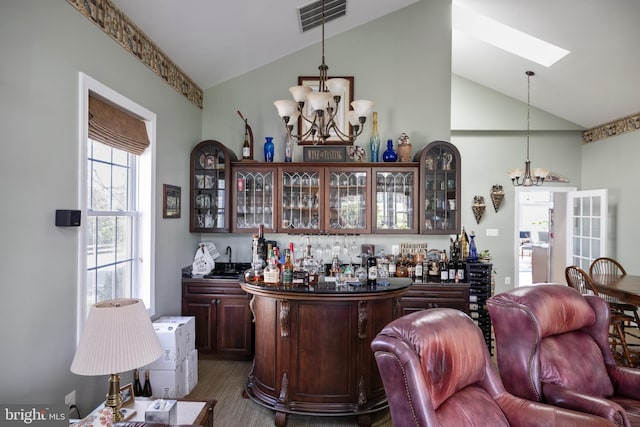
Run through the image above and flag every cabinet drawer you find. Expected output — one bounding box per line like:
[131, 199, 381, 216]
[184, 282, 246, 296]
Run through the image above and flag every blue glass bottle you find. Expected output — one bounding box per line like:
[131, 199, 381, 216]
[382, 139, 397, 162]
[468, 232, 478, 262]
[263, 137, 274, 162]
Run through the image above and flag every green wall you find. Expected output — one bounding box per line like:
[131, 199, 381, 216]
[0, 0, 202, 410]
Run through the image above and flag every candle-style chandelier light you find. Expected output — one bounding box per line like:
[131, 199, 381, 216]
[273, 0, 374, 145]
[509, 71, 549, 186]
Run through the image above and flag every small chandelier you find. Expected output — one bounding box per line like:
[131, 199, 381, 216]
[273, 0, 374, 145]
[509, 71, 549, 186]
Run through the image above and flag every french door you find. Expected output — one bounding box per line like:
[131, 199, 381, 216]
[566, 189, 608, 271]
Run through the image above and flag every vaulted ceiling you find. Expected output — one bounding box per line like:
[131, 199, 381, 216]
[111, 0, 640, 129]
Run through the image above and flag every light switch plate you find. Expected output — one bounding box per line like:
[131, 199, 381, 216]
[486, 228, 499, 237]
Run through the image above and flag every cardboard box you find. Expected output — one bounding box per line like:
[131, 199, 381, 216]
[145, 399, 177, 424]
[155, 316, 195, 352]
[145, 323, 186, 370]
[148, 361, 187, 399]
[185, 348, 198, 394]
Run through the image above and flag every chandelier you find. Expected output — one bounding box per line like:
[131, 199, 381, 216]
[509, 71, 549, 186]
[273, 0, 374, 145]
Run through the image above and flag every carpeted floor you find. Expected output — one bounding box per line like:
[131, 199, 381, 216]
[185, 359, 393, 426]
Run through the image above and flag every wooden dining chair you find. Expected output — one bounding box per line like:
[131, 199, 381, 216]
[589, 257, 640, 344]
[565, 265, 636, 367]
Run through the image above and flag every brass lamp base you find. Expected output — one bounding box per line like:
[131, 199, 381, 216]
[105, 373, 123, 422]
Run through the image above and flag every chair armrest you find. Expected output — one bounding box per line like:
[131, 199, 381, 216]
[496, 392, 617, 427]
[542, 383, 628, 426]
[607, 364, 640, 399]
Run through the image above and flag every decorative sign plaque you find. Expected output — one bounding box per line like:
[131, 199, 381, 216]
[303, 146, 347, 162]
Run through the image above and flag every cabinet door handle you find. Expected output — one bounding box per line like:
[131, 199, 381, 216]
[212, 299, 219, 304]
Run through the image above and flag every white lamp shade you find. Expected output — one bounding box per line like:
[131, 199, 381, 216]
[286, 111, 300, 126]
[347, 110, 360, 126]
[274, 100, 298, 118]
[508, 168, 524, 179]
[325, 78, 348, 96]
[351, 100, 374, 117]
[288, 85, 312, 103]
[71, 299, 162, 376]
[533, 168, 549, 178]
[307, 91, 332, 111]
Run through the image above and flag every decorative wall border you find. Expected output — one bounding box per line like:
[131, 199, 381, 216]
[583, 112, 640, 143]
[66, 0, 203, 109]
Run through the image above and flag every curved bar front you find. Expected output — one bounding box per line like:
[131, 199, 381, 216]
[240, 278, 411, 427]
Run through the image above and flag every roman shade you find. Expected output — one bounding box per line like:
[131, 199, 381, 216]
[88, 94, 150, 155]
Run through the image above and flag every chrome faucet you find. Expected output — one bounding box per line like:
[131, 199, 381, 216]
[226, 246, 232, 263]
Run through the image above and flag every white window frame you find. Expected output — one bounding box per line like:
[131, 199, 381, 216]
[76, 73, 156, 341]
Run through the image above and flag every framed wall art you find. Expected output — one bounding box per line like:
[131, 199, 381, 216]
[163, 184, 181, 218]
[297, 76, 354, 145]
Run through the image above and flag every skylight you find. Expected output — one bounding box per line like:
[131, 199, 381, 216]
[452, 3, 570, 67]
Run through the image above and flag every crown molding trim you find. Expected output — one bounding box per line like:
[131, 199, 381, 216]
[66, 0, 203, 109]
[583, 112, 640, 143]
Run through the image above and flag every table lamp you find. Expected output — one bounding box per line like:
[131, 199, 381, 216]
[70, 298, 162, 422]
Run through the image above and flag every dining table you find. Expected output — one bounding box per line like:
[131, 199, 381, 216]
[590, 273, 640, 306]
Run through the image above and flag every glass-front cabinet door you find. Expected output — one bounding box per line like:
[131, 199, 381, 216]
[190, 140, 236, 233]
[278, 167, 323, 233]
[232, 165, 276, 232]
[373, 165, 419, 234]
[418, 141, 461, 235]
[325, 167, 371, 234]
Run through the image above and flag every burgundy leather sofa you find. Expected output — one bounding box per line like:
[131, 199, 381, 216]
[371, 307, 614, 426]
[488, 284, 640, 427]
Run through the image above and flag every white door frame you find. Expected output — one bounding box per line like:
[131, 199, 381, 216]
[514, 186, 576, 286]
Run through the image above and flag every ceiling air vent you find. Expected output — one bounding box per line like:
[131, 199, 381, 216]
[298, 0, 346, 32]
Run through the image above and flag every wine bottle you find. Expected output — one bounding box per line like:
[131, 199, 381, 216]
[142, 370, 152, 397]
[439, 251, 449, 283]
[257, 224, 267, 267]
[448, 250, 457, 283]
[369, 112, 380, 162]
[133, 369, 143, 397]
[415, 254, 424, 282]
[242, 131, 251, 160]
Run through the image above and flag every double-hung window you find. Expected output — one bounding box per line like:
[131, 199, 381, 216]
[78, 73, 156, 333]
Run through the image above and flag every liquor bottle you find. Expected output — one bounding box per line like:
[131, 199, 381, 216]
[382, 139, 398, 162]
[406, 254, 416, 280]
[142, 370, 152, 397]
[388, 255, 397, 277]
[367, 253, 378, 287]
[242, 131, 251, 160]
[257, 224, 267, 267]
[415, 254, 424, 282]
[282, 248, 294, 287]
[244, 235, 264, 283]
[439, 251, 449, 283]
[263, 248, 280, 285]
[369, 112, 381, 162]
[302, 236, 319, 285]
[133, 369, 143, 397]
[427, 259, 439, 283]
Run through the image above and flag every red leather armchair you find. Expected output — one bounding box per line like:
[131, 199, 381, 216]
[371, 307, 614, 426]
[487, 284, 640, 427]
